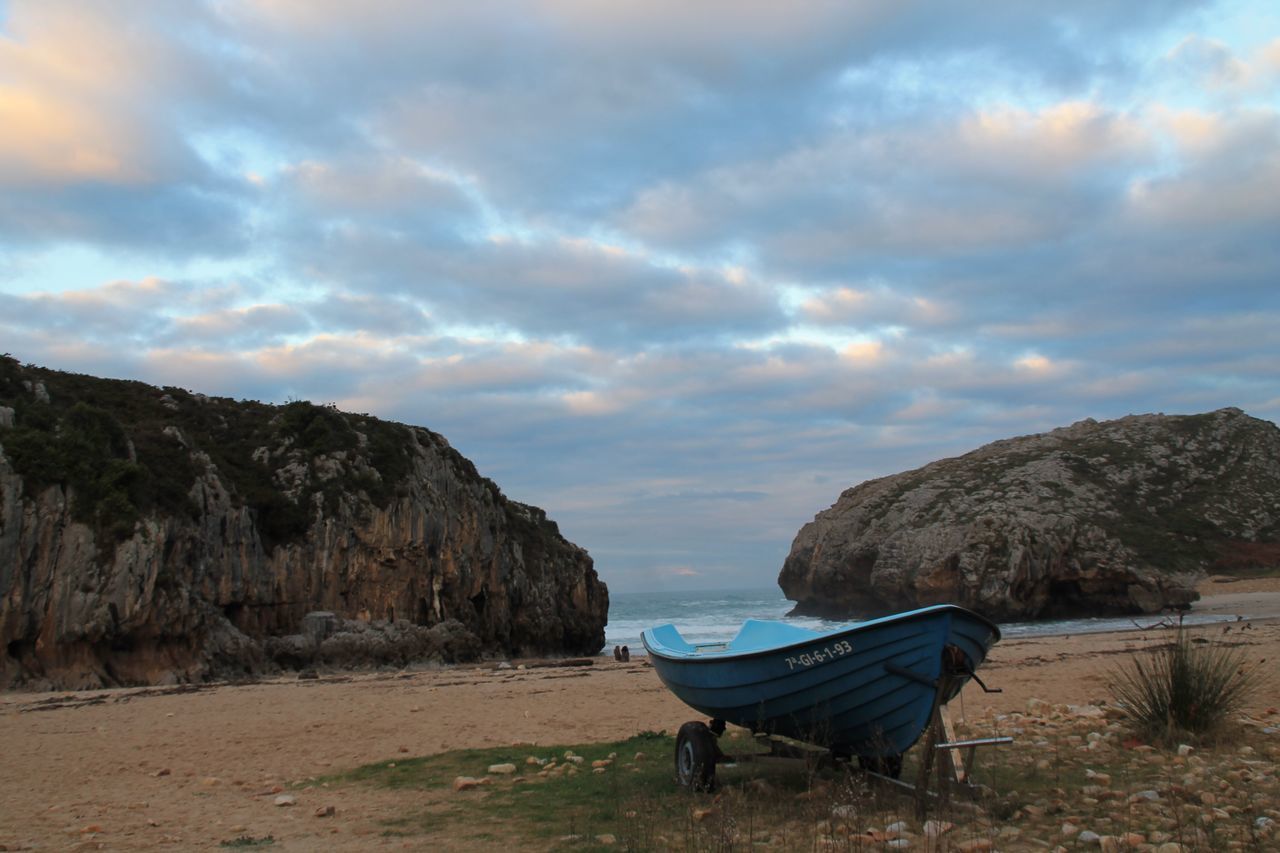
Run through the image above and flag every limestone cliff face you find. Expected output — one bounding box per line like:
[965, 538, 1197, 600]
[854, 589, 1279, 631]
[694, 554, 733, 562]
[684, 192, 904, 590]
[780, 409, 1280, 621]
[0, 360, 607, 689]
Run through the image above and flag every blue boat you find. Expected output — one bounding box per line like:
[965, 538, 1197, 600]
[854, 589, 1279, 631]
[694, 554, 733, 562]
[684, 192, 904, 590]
[642, 604, 1000, 786]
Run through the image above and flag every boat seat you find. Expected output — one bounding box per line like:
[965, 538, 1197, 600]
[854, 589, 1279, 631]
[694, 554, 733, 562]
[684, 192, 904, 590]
[645, 623, 697, 653]
[727, 619, 820, 653]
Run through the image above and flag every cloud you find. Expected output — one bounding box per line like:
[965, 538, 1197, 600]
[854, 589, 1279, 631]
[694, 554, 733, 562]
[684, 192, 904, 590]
[2, 0, 1278, 593]
[618, 100, 1152, 269]
[1162, 34, 1280, 95]
[1127, 107, 1280, 229]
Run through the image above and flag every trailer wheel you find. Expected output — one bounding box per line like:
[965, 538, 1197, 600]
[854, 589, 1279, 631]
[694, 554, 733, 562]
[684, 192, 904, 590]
[858, 753, 903, 779]
[676, 721, 718, 791]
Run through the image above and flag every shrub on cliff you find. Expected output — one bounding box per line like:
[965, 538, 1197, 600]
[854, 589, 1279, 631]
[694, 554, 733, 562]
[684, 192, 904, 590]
[0, 357, 418, 554]
[1108, 628, 1261, 743]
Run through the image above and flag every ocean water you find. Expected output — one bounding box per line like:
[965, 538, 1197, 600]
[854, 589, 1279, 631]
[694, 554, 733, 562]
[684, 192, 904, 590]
[602, 587, 1248, 655]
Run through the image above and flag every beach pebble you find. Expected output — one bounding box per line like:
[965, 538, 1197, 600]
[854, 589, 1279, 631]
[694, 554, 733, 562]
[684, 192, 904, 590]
[831, 805, 857, 820]
[567, 755, 584, 765]
[886, 840, 911, 849]
[924, 820, 953, 838]
[592, 767, 606, 774]
[453, 776, 485, 791]
[487, 763, 516, 775]
[525, 756, 542, 766]
[885, 820, 909, 835]
[1177, 744, 1194, 756]
[633, 752, 646, 761]
[1154, 844, 1187, 853]
[594, 834, 616, 845]
[955, 840, 993, 852]
[1078, 830, 1101, 844]
[1061, 822, 1079, 837]
[314, 805, 335, 818]
[274, 795, 296, 807]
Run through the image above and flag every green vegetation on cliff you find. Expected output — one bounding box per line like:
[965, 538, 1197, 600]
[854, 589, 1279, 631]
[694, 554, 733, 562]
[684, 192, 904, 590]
[0, 355, 425, 553]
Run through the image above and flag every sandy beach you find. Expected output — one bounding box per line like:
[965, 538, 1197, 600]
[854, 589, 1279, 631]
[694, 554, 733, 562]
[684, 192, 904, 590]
[2, 578, 1278, 851]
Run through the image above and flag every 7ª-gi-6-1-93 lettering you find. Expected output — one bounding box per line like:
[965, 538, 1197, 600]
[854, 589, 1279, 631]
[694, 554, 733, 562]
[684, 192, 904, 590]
[784, 640, 853, 670]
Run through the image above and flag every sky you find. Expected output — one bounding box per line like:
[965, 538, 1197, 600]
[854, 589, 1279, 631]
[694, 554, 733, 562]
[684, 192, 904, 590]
[1, 1, 1278, 594]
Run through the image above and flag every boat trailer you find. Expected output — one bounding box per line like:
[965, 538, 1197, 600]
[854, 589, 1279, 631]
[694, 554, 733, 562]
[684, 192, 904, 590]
[675, 667, 1012, 816]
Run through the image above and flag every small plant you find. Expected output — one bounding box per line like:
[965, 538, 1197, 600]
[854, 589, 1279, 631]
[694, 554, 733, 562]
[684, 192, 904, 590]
[1108, 627, 1261, 743]
[219, 836, 275, 848]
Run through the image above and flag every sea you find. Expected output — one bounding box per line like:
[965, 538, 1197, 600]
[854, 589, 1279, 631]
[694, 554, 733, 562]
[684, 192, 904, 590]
[602, 587, 1246, 655]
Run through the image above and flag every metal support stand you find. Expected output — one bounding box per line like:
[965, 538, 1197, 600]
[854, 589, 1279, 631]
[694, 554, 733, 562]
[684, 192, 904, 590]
[909, 688, 1012, 816]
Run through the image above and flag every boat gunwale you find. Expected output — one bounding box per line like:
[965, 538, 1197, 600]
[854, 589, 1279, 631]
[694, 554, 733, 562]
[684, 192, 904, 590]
[640, 603, 1000, 665]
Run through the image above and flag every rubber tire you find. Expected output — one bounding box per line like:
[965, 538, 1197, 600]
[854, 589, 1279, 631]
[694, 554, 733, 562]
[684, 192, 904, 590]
[675, 721, 718, 791]
[858, 753, 903, 779]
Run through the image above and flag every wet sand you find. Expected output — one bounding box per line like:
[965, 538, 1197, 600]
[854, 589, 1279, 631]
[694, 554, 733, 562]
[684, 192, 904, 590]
[2, 577, 1277, 850]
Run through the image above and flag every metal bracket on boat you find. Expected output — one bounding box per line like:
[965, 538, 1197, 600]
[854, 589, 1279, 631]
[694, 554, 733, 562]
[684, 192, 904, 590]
[884, 662, 937, 688]
[966, 669, 1003, 693]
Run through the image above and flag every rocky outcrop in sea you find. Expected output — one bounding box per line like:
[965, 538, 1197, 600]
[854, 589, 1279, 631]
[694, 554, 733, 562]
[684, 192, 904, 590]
[0, 358, 608, 689]
[780, 408, 1280, 621]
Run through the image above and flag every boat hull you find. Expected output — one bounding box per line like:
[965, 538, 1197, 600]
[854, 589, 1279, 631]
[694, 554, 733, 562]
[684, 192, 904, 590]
[642, 605, 999, 758]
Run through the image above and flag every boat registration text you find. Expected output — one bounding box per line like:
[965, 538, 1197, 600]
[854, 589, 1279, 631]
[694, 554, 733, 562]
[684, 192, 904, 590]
[784, 640, 854, 670]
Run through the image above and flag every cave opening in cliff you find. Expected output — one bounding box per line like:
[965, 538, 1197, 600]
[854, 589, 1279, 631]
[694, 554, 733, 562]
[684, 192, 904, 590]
[417, 597, 430, 625]
[223, 602, 243, 629]
[1043, 579, 1086, 618]
[470, 587, 487, 616]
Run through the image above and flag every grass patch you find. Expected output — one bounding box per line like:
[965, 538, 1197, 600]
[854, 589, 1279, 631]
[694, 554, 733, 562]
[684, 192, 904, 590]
[331, 732, 684, 842]
[319, 712, 1280, 850]
[1109, 630, 1263, 745]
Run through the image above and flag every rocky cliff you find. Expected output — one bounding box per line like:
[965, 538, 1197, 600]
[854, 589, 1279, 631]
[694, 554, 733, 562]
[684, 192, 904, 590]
[780, 409, 1280, 621]
[0, 358, 608, 689]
